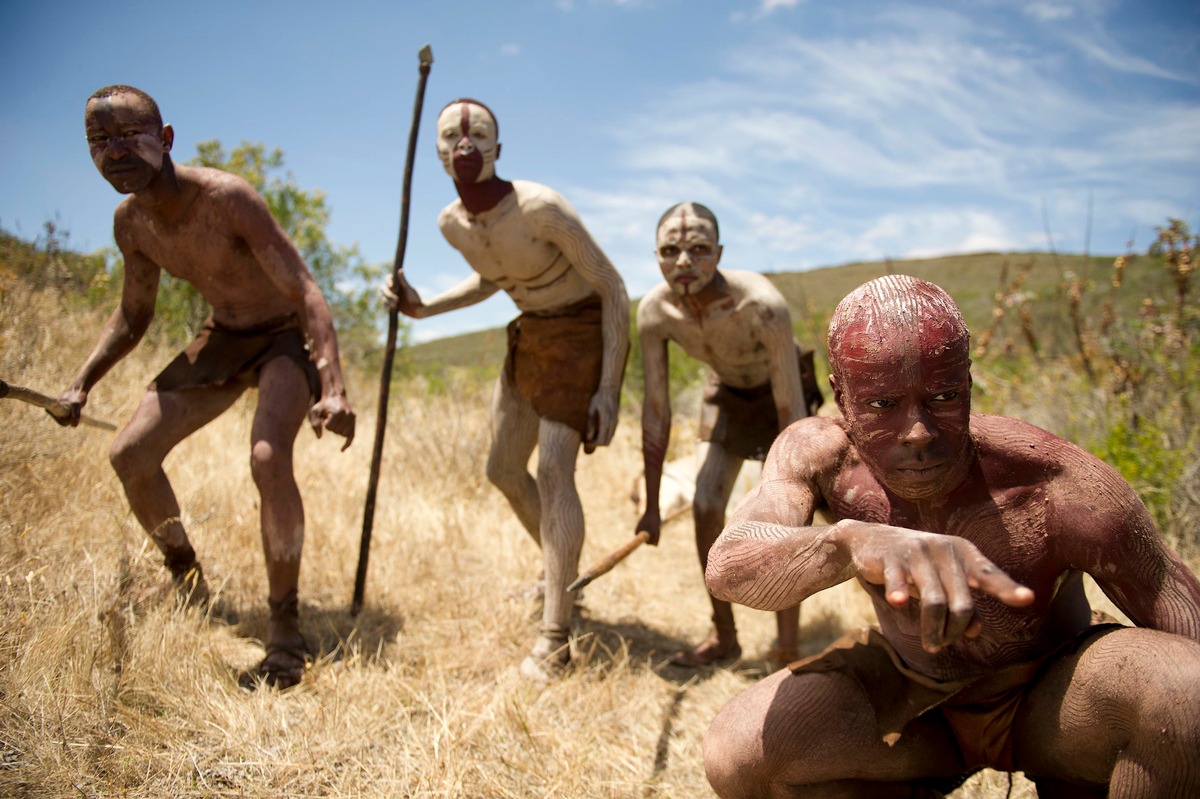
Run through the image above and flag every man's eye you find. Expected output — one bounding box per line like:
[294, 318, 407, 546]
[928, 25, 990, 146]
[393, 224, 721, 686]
[932, 390, 959, 402]
[659, 246, 680, 258]
[88, 135, 108, 145]
[688, 246, 712, 257]
[866, 399, 894, 409]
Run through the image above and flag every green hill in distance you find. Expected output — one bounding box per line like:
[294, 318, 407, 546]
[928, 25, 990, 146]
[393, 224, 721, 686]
[409, 250, 1142, 370]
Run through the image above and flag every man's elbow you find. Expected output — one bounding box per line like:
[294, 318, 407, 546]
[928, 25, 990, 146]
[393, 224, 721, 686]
[704, 543, 743, 602]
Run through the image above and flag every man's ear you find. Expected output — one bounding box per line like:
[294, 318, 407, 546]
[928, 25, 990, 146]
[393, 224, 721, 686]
[830, 374, 845, 414]
[161, 124, 174, 153]
[495, 142, 502, 160]
[713, 243, 725, 267]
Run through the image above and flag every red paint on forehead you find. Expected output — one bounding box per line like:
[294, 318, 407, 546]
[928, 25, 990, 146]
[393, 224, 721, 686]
[829, 277, 969, 383]
[677, 207, 688, 240]
[460, 103, 471, 136]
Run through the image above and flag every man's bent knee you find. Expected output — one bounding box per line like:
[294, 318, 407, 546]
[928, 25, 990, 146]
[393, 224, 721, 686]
[704, 691, 775, 799]
[485, 453, 527, 496]
[250, 439, 292, 486]
[109, 434, 156, 484]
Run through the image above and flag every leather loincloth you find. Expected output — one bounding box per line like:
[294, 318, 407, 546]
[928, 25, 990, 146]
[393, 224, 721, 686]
[788, 623, 1123, 773]
[503, 295, 607, 438]
[151, 314, 320, 403]
[699, 345, 824, 461]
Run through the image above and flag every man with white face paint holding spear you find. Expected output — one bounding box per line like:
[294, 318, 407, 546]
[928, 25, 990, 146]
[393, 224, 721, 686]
[382, 98, 630, 681]
[635, 203, 821, 670]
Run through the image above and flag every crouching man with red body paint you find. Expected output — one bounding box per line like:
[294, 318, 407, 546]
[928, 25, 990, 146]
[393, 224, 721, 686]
[382, 98, 629, 681]
[702, 275, 1200, 797]
[57, 85, 356, 690]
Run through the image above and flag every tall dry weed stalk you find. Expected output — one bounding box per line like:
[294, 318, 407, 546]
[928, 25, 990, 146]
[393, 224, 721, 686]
[972, 221, 1199, 556]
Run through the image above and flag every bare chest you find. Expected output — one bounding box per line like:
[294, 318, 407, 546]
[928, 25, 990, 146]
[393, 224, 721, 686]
[829, 465, 1060, 584]
[445, 207, 566, 286]
[665, 306, 774, 387]
[128, 212, 292, 321]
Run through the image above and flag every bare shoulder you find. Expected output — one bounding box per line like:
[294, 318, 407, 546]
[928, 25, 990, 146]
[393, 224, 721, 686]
[635, 283, 675, 330]
[762, 416, 850, 482]
[176, 165, 273, 227]
[722, 269, 787, 305]
[971, 413, 1146, 524]
[512, 179, 568, 207]
[970, 414, 1085, 479]
[112, 196, 143, 246]
[186, 164, 259, 201]
[512, 180, 580, 225]
[437, 199, 466, 231]
[722, 269, 791, 324]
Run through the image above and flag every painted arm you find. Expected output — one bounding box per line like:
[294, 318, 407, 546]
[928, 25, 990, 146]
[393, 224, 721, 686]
[1057, 458, 1200, 640]
[636, 306, 671, 546]
[705, 426, 851, 610]
[56, 230, 158, 425]
[760, 300, 807, 431]
[536, 197, 630, 450]
[232, 187, 355, 449]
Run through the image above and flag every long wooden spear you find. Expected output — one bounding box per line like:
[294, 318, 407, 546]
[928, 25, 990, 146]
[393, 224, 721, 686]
[352, 44, 433, 615]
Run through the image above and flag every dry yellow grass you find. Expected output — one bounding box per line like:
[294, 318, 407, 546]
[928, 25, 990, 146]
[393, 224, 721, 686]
[0, 281, 1142, 798]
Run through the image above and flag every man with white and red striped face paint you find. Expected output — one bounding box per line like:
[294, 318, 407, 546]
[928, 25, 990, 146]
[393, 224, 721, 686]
[636, 202, 822, 670]
[382, 98, 630, 681]
[701, 275, 1200, 798]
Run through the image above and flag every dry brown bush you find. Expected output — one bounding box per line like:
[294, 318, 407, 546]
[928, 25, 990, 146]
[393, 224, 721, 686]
[0, 277, 1153, 798]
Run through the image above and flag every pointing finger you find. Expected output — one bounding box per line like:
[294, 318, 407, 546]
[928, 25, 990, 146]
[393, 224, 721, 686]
[965, 551, 1034, 607]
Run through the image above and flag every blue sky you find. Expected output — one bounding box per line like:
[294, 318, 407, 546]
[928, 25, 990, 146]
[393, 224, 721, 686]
[2, 0, 1197, 341]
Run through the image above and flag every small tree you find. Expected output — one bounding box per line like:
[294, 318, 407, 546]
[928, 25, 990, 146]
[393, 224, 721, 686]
[138, 140, 397, 360]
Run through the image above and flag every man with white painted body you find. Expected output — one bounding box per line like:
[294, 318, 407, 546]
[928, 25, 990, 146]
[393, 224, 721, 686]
[383, 98, 630, 680]
[636, 203, 814, 669]
[57, 85, 356, 689]
[702, 275, 1200, 798]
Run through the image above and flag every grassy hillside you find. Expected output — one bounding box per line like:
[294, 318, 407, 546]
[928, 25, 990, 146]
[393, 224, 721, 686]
[410, 250, 1163, 372]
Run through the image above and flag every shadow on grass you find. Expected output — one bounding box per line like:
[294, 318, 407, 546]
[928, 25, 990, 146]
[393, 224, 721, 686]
[230, 599, 404, 691]
[571, 613, 762, 687]
[573, 602, 852, 686]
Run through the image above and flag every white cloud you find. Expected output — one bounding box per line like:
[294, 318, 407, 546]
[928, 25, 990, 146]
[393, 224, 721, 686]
[860, 209, 1019, 261]
[1061, 31, 1194, 83]
[762, 0, 803, 13]
[1023, 3, 1075, 22]
[592, 2, 1194, 283]
[500, 43, 521, 57]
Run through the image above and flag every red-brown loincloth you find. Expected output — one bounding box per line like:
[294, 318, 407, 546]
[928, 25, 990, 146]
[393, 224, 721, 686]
[504, 295, 607, 438]
[788, 622, 1123, 774]
[699, 345, 824, 461]
[151, 314, 320, 403]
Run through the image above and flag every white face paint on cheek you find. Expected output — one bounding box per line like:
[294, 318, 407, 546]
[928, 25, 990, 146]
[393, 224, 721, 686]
[128, 133, 165, 170]
[435, 106, 461, 178]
